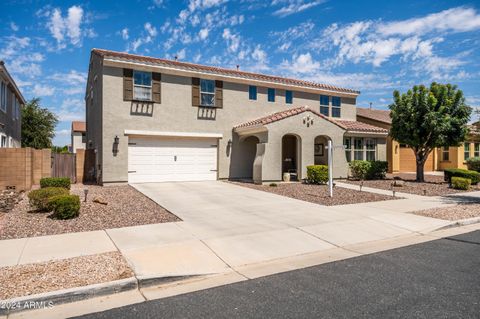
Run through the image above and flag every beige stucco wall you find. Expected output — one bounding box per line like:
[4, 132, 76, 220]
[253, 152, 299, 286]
[99, 65, 361, 183]
[71, 132, 85, 153]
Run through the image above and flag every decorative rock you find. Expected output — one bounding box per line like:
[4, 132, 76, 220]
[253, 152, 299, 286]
[393, 180, 405, 187]
[93, 197, 108, 205]
[0, 190, 22, 213]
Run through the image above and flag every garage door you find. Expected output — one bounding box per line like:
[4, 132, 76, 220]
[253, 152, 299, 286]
[128, 136, 218, 183]
[399, 146, 434, 172]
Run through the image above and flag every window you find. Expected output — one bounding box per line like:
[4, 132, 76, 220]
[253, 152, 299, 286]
[320, 95, 329, 116]
[0, 135, 6, 148]
[15, 98, 19, 120]
[133, 71, 152, 101]
[354, 138, 364, 160]
[344, 137, 352, 162]
[464, 143, 470, 161]
[285, 90, 293, 104]
[475, 143, 480, 157]
[249, 85, 257, 100]
[200, 79, 215, 106]
[366, 138, 376, 161]
[82, 133, 87, 144]
[267, 88, 275, 102]
[442, 146, 450, 161]
[331, 96, 341, 118]
[0, 82, 6, 112]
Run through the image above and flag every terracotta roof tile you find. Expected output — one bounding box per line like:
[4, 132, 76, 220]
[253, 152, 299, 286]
[356, 107, 391, 124]
[72, 121, 86, 132]
[92, 49, 360, 95]
[234, 106, 388, 134]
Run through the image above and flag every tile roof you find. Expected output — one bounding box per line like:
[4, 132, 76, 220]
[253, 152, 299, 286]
[234, 106, 388, 134]
[356, 107, 392, 124]
[92, 49, 360, 95]
[72, 121, 86, 132]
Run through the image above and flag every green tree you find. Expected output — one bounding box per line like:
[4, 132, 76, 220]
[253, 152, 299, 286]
[21, 98, 58, 149]
[389, 83, 471, 182]
[51, 145, 69, 153]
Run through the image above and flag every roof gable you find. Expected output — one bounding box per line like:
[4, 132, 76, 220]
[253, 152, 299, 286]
[356, 107, 391, 124]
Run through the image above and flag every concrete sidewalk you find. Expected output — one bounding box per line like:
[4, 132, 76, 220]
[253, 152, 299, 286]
[2, 181, 477, 280]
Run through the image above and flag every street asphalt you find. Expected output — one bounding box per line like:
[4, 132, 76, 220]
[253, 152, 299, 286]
[74, 230, 480, 319]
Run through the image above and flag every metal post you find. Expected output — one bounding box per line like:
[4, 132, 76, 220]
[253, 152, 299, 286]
[328, 140, 333, 198]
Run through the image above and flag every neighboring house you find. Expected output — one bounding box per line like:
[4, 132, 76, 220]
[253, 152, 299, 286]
[85, 49, 388, 185]
[0, 61, 25, 148]
[357, 107, 480, 173]
[71, 121, 86, 153]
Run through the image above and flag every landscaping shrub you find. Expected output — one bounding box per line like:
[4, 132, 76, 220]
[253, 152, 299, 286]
[451, 177, 471, 190]
[466, 157, 480, 172]
[444, 168, 480, 185]
[48, 195, 81, 219]
[306, 165, 328, 184]
[349, 161, 388, 180]
[40, 177, 71, 190]
[269, 183, 278, 187]
[28, 187, 69, 211]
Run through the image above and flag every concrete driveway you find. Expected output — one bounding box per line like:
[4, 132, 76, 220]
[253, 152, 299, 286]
[104, 181, 450, 279]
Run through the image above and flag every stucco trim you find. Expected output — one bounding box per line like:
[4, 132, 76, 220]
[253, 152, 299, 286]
[344, 131, 388, 136]
[124, 130, 223, 138]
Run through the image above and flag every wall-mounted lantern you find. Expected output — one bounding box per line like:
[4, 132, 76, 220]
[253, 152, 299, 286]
[112, 135, 119, 156]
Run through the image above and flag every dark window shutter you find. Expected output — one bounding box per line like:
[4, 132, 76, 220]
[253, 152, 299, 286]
[152, 72, 161, 103]
[192, 77, 200, 106]
[215, 80, 223, 108]
[123, 69, 133, 101]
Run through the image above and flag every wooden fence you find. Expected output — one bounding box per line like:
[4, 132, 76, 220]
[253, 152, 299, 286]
[51, 153, 76, 183]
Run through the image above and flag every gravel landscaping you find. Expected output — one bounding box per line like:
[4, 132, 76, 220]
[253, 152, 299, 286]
[412, 204, 480, 221]
[230, 181, 397, 206]
[0, 251, 133, 300]
[341, 173, 479, 196]
[0, 184, 180, 240]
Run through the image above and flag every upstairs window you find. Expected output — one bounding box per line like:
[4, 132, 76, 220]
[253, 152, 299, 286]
[332, 96, 341, 118]
[267, 88, 275, 102]
[320, 95, 329, 116]
[200, 79, 215, 106]
[285, 90, 293, 104]
[0, 82, 6, 112]
[464, 143, 471, 161]
[249, 85, 257, 100]
[442, 146, 450, 161]
[133, 71, 152, 101]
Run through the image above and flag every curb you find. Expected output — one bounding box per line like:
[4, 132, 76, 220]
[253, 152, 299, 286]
[137, 274, 201, 289]
[0, 277, 137, 316]
[434, 216, 480, 232]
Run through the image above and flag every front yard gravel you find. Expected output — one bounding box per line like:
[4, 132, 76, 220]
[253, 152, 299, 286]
[230, 181, 397, 206]
[412, 204, 480, 221]
[0, 251, 133, 300]
[342, 173, 479, 196]
[0, 184, 180, 240]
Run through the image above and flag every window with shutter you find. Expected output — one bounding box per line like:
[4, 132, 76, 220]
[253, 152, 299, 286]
[123, 69, 133, 101]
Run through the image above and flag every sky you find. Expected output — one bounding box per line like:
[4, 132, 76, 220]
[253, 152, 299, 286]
[1, 0, 480, 146]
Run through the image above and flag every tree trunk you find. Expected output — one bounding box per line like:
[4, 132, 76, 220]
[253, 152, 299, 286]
[416, 159, 425, 182]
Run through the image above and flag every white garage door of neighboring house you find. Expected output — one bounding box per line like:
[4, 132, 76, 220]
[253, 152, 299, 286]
[128, 136, 218, 183]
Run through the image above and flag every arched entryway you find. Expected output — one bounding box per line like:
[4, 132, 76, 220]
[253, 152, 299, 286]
[282, 134, 301, 180]
[239, 135, 260, 180]
[314, 135, 331, 165]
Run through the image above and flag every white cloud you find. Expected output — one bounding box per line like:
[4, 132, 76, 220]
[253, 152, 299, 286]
[199, 28, 209, 40]
[281, 53, 320, 73]
[10, 22, 19, 32]
[144, 22, 158, 37]
[121, 28, 129, 40]
[46, 5, 85, 49]
[56, 129, 71, 136]
[128, 22, 158, 52]
[57, 98, 84, 121]
[272, 0, 326, 17]
[271, 21, 315, 51]
[378, 7, 480, 36]
[176, 48, 186, 60]
[32, 84, 55, 97]
[222, 28, 240, 52]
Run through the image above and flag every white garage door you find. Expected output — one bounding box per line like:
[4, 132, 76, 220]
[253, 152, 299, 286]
[128, 136, 218, 183]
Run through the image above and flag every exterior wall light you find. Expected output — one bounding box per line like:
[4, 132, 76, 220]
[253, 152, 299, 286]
[113, 135, 120, 156]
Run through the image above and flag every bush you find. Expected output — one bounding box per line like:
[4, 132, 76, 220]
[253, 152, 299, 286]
[451, 177, 471, 190]
[444, 168, 480, 185]
[349, 161, 388, 180]
[269, 183, 278, 187]
[307, 165, 328, 184]
[48, 195, 80, 219]
[40, 177, 71, 189]
[28, 187, 69, 211]
[466, 157, 480, 172]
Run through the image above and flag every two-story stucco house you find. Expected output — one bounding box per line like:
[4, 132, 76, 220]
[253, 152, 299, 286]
[85, 49, 388, 185]
[70, 121, 86, 153]
[0, 61, 25, 148]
